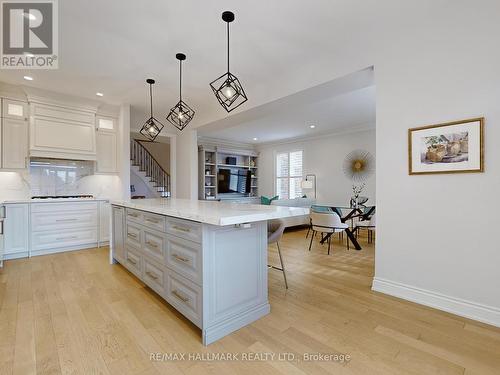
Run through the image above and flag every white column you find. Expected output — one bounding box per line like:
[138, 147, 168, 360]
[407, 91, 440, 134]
[175, 129, 198, 200]
[118, 104, 131, 200]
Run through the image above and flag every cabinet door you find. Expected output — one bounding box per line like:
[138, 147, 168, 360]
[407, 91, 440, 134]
[96, 130, 117, 173]
[112, 206, 125, 262]
[2, 118, 28, 169]
[3, 204, 29, 258]
[99, 201, 110, 243]
[2, 99, 28, 120]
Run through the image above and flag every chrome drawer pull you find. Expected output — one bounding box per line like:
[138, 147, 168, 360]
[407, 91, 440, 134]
[127, 257, 137, 265]
[127, 233, 137, 238]
[146, 218, 160, 224]
[172, 225, 190, 233]
[56, 235, 78, 241]
[146, 271, 159, 280]
[172, 290, 189, 303]
[146, 240, 159, 248]
[172, 254, 189, 263]
[55, 218, 78, 222]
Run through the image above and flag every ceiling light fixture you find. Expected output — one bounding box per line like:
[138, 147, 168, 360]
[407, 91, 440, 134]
[23, 76, 33, 81]
[310, 125, 316, 129]
[139, 79, 164, 141]
[253, 137, 258, 141]
[96, 92, 104, 97]
[166, 53, 195, 131]
[209, 11, 248, 113]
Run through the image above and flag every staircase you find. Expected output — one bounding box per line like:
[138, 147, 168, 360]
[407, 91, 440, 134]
[130, 139, 171, 198]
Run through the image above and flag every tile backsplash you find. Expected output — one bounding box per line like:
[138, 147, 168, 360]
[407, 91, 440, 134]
[29, 158, 95, 196]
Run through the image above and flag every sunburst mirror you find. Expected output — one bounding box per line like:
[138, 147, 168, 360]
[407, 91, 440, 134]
[343, 150, 375, 182]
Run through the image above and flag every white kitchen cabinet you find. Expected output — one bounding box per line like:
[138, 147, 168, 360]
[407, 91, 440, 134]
[112, 206, 125, 263]
[2, 99, 28, 120]
[99, 200, 111, 243]
[2, 118, 29, 169]
[3, 204, 29, 259]
[30, 201, 99, 256]
[96, 130, 118, 173]
[29, 102, 97, 160]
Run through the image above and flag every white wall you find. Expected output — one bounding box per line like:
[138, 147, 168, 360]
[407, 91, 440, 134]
[371, 1, 500, 326]
[258, 129, 375, 205]
[175, 129, 198, 199]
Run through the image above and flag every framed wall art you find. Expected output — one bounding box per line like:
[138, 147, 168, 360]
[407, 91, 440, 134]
[408, 117, 484, 175]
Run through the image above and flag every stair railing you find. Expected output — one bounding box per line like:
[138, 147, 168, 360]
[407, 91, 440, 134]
[130, 139, 171, 197]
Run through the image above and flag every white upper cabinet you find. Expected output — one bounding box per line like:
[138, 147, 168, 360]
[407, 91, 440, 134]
[29, 102, 97, 160]
[96, 116, 118, 173]
[2, 99, 28, 120]
[1, 99, 29, 169]
[2, 118, 29, 169]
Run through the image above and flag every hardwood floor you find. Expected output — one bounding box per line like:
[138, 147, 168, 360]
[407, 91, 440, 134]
[1, 229, 499, 374]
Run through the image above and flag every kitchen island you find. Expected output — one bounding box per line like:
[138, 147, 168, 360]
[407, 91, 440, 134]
[110, 198, 309, 345]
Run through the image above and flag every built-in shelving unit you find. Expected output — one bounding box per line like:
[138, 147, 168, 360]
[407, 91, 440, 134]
[198, 145, 259, 200]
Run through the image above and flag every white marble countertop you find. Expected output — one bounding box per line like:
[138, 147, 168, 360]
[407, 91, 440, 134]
[111, 198, 310, 226]
[1, 198, 109, 204]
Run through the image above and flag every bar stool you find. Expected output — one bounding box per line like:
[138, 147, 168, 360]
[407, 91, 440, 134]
[268, 219, 288, 289]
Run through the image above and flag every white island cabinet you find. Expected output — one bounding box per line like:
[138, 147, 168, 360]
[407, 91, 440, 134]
[110, 198, 309, 345]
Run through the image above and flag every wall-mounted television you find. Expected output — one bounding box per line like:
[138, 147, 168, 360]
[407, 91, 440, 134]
[218, 168, 251, 194]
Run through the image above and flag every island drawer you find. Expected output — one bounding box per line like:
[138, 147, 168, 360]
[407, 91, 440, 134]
[124, 245, 142, 277]
[143, 229, 165, 263]
[143, 212, 166, 232]
[143, 257, 166, 296]
[125, 223, 142, 248]
[166, 217, 202, 243]
[166, 236, 202, 285]
[165, 271, 202, 327]
[126, 208, 143, 223]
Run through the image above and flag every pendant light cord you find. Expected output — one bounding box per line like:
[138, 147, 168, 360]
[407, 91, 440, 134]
[149, 83, 153, 118]
[179, 59, 182, 102]
[227, 21, 230, 73]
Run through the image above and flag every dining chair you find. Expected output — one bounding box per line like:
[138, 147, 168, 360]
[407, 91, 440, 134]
[268, 219, 288, 289]
[309, 211, 349, 254]
[305, 205, 333, 238]
[355, 213, 376, 243]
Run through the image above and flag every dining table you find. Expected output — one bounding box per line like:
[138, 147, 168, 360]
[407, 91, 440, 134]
[315, 205, 364, 250]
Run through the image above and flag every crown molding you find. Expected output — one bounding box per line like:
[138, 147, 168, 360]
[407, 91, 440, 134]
[197, 136, 256, 151]
[256, 123, 375, 149]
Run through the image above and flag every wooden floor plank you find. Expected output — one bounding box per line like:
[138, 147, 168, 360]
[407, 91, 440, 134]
[0, 229, 499, 375]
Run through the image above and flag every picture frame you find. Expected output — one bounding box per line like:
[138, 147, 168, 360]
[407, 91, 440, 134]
[408, 117, 484, 175]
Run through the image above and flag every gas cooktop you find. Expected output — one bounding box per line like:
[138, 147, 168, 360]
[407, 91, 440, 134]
[31, 195, 94, 200]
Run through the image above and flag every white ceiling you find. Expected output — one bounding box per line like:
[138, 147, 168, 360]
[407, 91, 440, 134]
[198, 68, 375, 144]
[0, 0, 379, 132]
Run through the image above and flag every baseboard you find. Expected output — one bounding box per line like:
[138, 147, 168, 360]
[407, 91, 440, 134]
[372, 277, 500, 328]
[3, 251, 29, 260]
[30, 243, 99, 257]
[202, 302, 271, 345]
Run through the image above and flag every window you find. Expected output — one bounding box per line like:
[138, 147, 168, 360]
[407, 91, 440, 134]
[276, 150, 303, 199]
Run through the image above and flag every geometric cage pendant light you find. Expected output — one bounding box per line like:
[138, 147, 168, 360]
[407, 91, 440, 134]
[167, 53, 195, 131]
[209, 11, 248, 113]
[140, 78, 165, 141]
